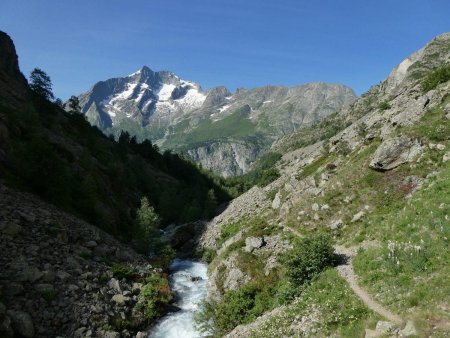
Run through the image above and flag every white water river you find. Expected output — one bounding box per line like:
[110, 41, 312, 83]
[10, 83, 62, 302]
[148, 259, 209, 338]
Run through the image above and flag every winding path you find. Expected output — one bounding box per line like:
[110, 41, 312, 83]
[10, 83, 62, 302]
[286, 227, 403, 325]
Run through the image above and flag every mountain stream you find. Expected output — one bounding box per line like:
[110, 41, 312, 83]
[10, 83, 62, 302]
[148, 259, 209, 338]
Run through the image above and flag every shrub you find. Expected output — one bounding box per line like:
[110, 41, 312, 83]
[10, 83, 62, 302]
[99, 274, 109, 284]
[41, 289, 56, 303]
[336, 140, 351, 156]
[200, 248, 216, 263]
[422, 63, 450, 92]
[217, 222, 241, 246]
[112, 264, 136, 280]
[378, 101, 391, 111]
[136, 274, 173, 320]
[258, 168, 280, 187]
[151, 244, 176, 271]
[196, 283, 274, 336]
[283, 233, 337, 286]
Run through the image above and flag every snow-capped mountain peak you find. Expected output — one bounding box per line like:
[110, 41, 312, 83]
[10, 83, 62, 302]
[78, 67, 206, 129]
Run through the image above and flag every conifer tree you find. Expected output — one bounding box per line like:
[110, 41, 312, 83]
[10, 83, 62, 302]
[68, 95, 82, 114]
[29, 68, 54, 100]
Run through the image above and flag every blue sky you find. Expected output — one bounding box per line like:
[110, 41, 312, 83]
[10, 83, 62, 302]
[1, 0, 449, 99]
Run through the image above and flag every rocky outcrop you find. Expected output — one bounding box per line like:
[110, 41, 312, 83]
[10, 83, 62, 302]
[0, 184, 161, 338]
[0, 31, 28, 107]
[207, 253, 251, 302]
[186, 140, 264, 177]
[369, 136, 423, 171]
[200, 186, 271, 250]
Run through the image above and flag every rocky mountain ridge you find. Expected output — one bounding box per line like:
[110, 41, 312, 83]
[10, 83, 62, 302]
[78, 68, 356, 176]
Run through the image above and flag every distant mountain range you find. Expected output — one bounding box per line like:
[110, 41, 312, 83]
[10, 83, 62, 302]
[78, 67, 357, 176]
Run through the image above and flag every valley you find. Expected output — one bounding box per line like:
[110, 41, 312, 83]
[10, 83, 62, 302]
[0, 18, 449, 338]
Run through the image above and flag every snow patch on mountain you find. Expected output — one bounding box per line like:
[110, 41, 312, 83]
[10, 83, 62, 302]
[176, 88, 206, 108]
[135, 83, 149, 102]
[218, 104, 230, 113]
[158, 84, 176, 101]
[115, 83, 138, 101]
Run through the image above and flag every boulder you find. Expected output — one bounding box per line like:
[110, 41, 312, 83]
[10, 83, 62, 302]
[351, 211, 365, 223]
[271, 192, 281, 209]
[108, 278, 121, 293]
[375, 320, 395, 334]
[85, 240, 98, 248]
[329, 219, 345, 230]
[399, 320, 417, 337]
[7, 310, 34, 337]
[369, 136, 422, 171]
[443, 151, 450, 162]
[131, 283, 142, 295]
[244, 237, 265, 252]
[111, 294, 130, 306]
[10, 259, 42, 283]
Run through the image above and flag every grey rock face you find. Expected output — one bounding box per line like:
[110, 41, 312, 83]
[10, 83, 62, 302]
[203, 86, 232, 107]
[370, 136, 422, 171]
[186, 140, 263, 177]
